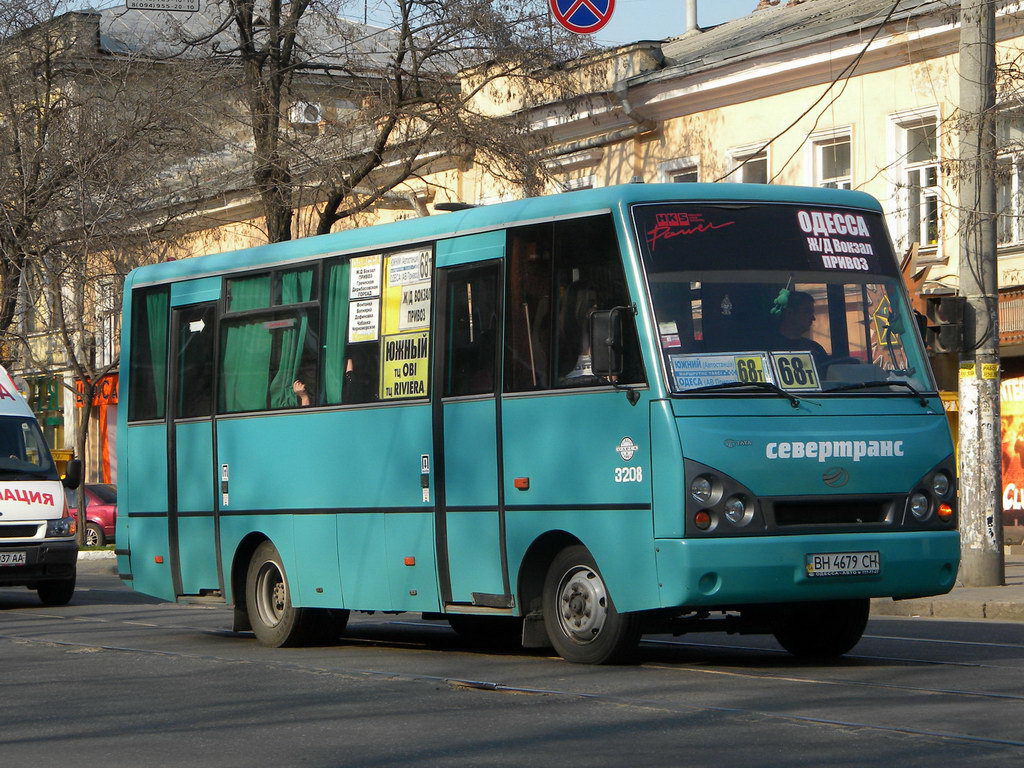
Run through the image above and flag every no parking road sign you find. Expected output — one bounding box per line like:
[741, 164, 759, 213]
[550, 0, 615, 35]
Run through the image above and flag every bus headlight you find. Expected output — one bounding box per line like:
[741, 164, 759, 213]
[690, 476, 715, 505]
[909, 492, 931, 521]
[723, 495, 752, 526]
[931, 472, 951, 498]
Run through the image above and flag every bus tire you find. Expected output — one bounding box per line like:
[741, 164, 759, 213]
[37, 575, 76, 606]
[245, 541, 343, 647]
[448, 615, 523, 649]
[542, 545, 641, 664]
[771, 599, 869, 659]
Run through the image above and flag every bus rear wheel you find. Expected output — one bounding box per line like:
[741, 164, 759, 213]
[771, 599, 869, 659]
[245, 541, 348, 647]
[542, 545, 641, 664]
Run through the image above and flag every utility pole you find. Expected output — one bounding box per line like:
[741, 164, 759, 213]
[958, 0, 1003, 586]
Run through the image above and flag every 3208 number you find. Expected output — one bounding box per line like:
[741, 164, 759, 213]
[614, 466, 643, 483]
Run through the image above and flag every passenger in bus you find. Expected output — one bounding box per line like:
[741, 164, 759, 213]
[292, 379, 312, 407]
[770, 290, 827, 361]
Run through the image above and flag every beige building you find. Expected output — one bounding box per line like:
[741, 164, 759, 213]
[13, 1, 1024, 492]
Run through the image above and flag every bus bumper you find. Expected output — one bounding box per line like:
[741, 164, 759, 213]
[654, 531, 959, 608]
[0, 540, 78, 587]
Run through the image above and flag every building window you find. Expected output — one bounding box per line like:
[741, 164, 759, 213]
[813, 135, 852, 189]
[898, 117, 940, 248]
[730, 149, 768, 184]
[561, 175, 595, 192]
[658, 157, 699, 183]
[997, 111, 1024, 246]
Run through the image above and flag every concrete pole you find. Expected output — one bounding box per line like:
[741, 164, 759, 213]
[684, 0, 698, 34]
[958, 0, 1004, 586]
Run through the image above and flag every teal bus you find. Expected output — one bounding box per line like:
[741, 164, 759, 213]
[116, 183, 959, 664]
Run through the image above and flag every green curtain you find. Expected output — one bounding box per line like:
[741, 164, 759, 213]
[220, 279, 273, 412]
[268, 269, 313, 408]
[145, 289, 169, 418]
[322, 263, 350, 404]
[227, 275, 270, 312]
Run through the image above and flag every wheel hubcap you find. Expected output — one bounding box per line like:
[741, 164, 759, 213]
[556, 565, 608, 644]
[255, 561, 287, 628]
[85, 529, 97, 546]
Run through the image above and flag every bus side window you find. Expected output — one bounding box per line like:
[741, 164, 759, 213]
[219, 268, 320, 413]
[551, 216, 644, 388]
[504, 225, 552, 392]
[444, 263, 500, 397]
[128, 286, 170, 421]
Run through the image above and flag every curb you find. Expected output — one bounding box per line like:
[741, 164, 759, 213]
[871, 596, 1024, 622]
[78, 550, 116, 561]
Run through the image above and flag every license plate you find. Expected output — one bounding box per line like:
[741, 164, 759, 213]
[0, 551, 27, 567]
[805, 551, 880, 577]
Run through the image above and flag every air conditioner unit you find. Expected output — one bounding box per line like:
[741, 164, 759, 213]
[290, 101, 323, 125]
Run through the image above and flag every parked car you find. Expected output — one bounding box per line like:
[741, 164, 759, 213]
[67, 484, 117, 546]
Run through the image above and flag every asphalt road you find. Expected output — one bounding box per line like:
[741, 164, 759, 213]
[2, 562, 1024, 767]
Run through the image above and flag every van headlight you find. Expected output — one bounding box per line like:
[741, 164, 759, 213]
[45, 516, 76, 538]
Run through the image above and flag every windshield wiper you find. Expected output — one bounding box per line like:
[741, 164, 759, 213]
[823, 380, 928, 407]
[685, 380, 802, 408]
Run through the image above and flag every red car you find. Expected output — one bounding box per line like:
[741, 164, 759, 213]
[67, 484, 117, 547]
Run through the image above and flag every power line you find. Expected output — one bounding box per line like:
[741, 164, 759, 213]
[715, 0, 905, 182]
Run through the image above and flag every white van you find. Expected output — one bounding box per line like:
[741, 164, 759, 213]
[0, 366, 81, 605]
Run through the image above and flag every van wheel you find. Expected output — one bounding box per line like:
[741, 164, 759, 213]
[542, 545, 641, 664]
[37, 575, 76, 606]
[84, 523, 105, 547]
[245, 541, 348, 647]
[448, 615, 523, 649]
[771, 599, 869, 659]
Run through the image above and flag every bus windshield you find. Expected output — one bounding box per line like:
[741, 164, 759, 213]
[632, 202, 934, 396]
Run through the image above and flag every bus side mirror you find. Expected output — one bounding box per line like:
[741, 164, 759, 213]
[591, 309, 624, 378]
[62, 459, 82, 490]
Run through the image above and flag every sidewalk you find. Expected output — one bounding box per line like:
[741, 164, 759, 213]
[871, 553, 1024, 622]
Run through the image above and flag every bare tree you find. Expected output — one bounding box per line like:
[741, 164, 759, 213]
[128, 0, 588, 243]
[0, 2, 213, 540]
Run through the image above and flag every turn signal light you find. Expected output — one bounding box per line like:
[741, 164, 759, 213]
[937, 503, 954, 521]
[694, 510, 712, 530]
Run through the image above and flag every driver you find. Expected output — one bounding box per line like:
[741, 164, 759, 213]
[770, 291, 828, 361]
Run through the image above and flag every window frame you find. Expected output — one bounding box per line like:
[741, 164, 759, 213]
[728, 144, 770, 184]
[217, 262, 323, 416]
[890, 109, 942, 254]
[808, 129, 853, 190]
[658, 156, 700, 184]
[996, 107, 1024, 248]
[502, 213, 646, 396]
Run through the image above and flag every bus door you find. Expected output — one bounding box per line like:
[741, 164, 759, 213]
[167, 296, 222, 597]
[432, 237, 510, 607]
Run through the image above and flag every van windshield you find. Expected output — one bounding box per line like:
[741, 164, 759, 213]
[632, 203, 934, 396]
[0, 417, 58, 480]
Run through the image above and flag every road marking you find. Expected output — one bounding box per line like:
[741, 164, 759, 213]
[2, 630, 1024, 749]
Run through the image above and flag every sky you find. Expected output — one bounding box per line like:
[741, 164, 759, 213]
[595, 0, 760, 46]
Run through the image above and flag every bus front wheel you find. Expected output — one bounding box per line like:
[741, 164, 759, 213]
[542, 545, 641, 664]
[771, 599, 869, 659]
[245, 541, 348, 647]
